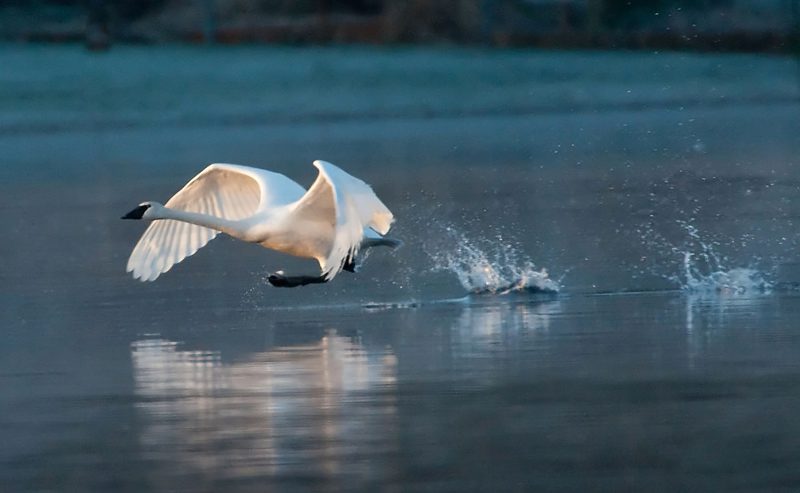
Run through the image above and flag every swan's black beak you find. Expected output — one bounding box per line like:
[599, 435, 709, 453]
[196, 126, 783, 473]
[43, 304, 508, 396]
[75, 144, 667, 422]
[121, 204, 149, 220]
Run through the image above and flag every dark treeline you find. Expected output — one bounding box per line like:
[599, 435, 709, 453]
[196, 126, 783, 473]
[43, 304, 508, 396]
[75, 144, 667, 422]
[0, 0, 797, 52]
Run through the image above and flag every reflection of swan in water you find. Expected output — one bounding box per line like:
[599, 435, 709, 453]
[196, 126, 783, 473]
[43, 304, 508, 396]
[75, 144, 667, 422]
[130, 331, 397, 486]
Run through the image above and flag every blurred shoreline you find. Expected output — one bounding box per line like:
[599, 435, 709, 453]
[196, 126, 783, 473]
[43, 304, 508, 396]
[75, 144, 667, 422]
[1, 0, 798, 53]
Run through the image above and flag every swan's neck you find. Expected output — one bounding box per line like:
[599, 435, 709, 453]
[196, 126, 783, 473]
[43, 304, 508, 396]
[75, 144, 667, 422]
[155, 207, 245, 239]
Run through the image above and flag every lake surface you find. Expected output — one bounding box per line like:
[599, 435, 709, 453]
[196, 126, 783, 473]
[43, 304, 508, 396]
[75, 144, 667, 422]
[2, 45, 800, 492]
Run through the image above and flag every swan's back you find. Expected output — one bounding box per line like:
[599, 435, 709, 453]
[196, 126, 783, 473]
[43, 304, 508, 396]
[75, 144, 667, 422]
[210, 163, 306, 209]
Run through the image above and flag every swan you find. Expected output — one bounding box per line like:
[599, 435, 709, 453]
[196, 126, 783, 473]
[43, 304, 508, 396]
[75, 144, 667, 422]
[122, 160, 400, 287]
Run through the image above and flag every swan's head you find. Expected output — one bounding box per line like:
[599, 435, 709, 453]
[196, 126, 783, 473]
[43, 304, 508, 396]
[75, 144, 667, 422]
[121, 202, 161, 220]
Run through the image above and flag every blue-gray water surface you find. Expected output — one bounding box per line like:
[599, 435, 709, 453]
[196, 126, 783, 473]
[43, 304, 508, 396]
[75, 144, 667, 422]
[2, 46, 800, 492]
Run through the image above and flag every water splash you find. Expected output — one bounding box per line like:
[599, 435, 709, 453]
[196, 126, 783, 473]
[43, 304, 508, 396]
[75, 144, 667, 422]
[678, 253, 771, 294]
[649, 220, 773, 294]
[426, 226, 560, 295]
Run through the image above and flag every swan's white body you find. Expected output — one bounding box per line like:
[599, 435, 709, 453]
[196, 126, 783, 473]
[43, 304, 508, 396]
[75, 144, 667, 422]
[125, 160, 394, 282]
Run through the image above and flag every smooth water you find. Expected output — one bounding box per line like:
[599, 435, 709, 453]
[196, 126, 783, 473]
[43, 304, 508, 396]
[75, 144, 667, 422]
[2, 46, 800, 492]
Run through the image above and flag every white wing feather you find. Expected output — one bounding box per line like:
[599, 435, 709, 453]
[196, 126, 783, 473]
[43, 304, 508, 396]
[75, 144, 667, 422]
[290, 160, 394, 279]
[126, 163, 305, 281]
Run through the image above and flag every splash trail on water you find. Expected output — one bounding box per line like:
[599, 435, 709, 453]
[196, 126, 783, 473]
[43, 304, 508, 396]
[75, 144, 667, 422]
[425, 225, 560, 295]
[644, 220, 773, 295]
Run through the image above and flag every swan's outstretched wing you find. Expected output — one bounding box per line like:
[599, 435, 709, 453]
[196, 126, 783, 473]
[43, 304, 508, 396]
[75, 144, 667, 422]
[127, 163, 306, 281]
[290, 160, 394, 279]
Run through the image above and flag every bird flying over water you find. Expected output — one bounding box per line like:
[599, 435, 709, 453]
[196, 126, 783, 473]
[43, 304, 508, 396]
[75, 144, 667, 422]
[122, 160, 399, 287]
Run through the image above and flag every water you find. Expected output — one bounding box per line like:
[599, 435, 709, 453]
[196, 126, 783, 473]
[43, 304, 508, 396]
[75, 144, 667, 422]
[3, 45, 800, 491]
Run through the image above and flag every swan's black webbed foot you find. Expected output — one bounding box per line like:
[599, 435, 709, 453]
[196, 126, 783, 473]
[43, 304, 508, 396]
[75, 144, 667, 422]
[343, 257, 357, 273]
[268, 272, 328, 288]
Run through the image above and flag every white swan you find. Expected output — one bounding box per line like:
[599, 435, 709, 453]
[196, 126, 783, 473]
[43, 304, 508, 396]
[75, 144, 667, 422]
[122, 160, 399, 287]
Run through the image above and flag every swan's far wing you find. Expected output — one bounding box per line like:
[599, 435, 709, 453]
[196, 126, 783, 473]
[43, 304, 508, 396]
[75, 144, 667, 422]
[314, 161, 394, 235]
[289, 160, 394, 280]
[127, 163, 305, 281]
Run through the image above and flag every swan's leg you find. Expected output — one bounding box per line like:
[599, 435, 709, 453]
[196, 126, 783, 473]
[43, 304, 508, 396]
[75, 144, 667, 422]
[268, 272, 328, 288]
[269, 236, 402, 286]
[341, 236, 401, 274]
[343, 256, 357, 273]
[362, 236, 402, 249]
